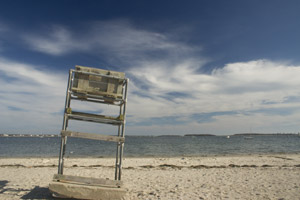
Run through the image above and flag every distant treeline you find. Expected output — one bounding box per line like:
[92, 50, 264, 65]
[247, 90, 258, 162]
[233, 133, 298, 136]
[0, 134, 58, 137]
[184, 134, 216, 137]
[184, 133, 298, 137]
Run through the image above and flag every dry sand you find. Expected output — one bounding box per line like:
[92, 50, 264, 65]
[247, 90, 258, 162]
[0, 154, 299, 200]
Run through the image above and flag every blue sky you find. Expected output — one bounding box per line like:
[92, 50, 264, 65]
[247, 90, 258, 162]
[1, 0, 300, 135]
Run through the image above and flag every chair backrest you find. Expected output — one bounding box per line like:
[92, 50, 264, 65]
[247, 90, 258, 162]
[72, 65, 125, 99]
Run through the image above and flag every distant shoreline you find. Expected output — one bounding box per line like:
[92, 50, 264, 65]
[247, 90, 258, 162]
[232, 133, 299, 136]
[0, 134, 59, 137]
[0, 133, 299, 137]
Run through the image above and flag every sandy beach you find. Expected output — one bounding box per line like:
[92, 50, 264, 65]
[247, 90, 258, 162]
[0, 154, 299, 200]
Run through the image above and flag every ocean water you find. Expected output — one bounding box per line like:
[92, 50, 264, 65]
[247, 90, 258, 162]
[0, 135, 299, 158]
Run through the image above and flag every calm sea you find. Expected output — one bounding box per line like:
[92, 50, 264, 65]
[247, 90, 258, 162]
[0, 135, 299, 158]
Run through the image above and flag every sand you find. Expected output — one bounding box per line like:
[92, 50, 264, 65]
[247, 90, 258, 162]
[0, 154, 299, 200]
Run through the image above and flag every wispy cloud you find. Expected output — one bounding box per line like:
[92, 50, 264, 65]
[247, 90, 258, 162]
[23, 25, 89, 55]
[0, 57, 123, 134]
[0, 58, 67, 133]
[2, 20, 300, 134]
[127, 59, 300, 134]
[23, 20, 201, 64]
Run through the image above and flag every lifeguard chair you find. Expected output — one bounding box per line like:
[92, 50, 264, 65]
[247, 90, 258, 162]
[49, 65, 129, 199]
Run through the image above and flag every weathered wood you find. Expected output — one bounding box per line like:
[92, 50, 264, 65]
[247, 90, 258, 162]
[53, 174, 123, 187]
[49, 181, 126, 200]
[72, 87, 121, 99]
[72, 65, 125, 99]
[56, 65, 128, 183]
[71, 96, 123, 106]
[67, 111, 123, 125]
[61, 130, 125, 143]
[70, 111, 122, 120]
[75, 65, 125, 79]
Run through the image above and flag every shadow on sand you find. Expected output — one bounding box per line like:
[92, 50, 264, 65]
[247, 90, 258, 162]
[0, 181, 76, 200]
[21, 186, 53, 199]
[0, 180, 36, 198]
[21, 186, 77, 200]
[0, 180, 9, 193]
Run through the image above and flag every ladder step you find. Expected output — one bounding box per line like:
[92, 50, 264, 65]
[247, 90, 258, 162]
[61, 130, 124, 143]
[67, 111, 123, 125]
[53, 174, 123, 188]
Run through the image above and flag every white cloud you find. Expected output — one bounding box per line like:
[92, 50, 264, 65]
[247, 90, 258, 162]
[213, 60, 299, 93]
[0, 58, 63, 87]
[0, 58, 67, 133]
[127, 59, 300, 134]
[23, 20, 200, 65]
[1, 57, 300, 135]
[3, 20, 300, 135]
[0, 58, 126, 134]
[87, 20, 197, 61]
[23, 25, 90, 55]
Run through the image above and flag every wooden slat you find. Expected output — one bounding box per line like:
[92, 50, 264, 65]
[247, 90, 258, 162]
[72, 87, 122, 99]
[53, 174, 123, 188]
[71, 96, 123, 106]
[61, 130, 124, 143]
[72, 66, 125, 99]
[67, 114, 122, 125]
[67, 111, 123, 125]
[71, 111, 121, 121]
[75, 65, 125, 79]
[67, 115, 122, 125]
